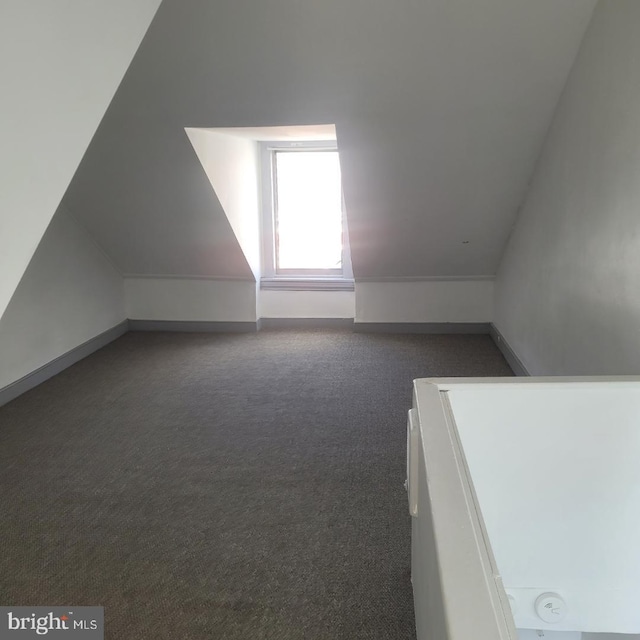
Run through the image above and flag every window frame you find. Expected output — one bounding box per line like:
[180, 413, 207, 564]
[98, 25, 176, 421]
[259, 140, 354, 291]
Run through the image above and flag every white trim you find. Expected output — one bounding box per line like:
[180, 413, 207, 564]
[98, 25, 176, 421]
[122, 273, 256, 282]
[123, 274, 495, 283]
[355, 275, 495, 283]
[415, 376, 640, 390]
[411, 382, 516, 640]
[259, 139, 353, 282]
[260, 277, 354, 291]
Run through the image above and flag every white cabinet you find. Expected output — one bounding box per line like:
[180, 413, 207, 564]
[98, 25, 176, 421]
[408, 377, 640, 640]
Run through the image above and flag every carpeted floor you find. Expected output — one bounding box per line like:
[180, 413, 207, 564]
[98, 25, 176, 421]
[0, 329, 512, 639]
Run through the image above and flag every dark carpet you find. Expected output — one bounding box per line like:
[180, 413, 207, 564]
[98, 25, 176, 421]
[0, 330, 512, 639]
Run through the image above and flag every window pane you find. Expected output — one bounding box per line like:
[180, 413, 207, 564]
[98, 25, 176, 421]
[275, 150, 343, 271]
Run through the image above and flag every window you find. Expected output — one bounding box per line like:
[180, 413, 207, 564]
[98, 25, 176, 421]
[260, 141, 353, 289]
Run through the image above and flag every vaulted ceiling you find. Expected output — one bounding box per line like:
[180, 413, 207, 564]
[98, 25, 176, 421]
[63, 0, 597, 280]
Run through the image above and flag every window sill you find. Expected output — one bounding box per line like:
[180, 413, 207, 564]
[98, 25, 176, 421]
[260, 277, 355, 292]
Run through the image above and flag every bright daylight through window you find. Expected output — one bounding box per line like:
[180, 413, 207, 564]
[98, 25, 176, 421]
[261, 141, 352, 288]
[274, 150, 342, 273]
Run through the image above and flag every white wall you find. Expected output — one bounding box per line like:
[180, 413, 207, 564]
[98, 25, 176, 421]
[127, 281, 482, 322]
[355, 279, 494, 323]
[259, 290, 355, 319]
[126, 279, 353, 322]
[0, 0, 161, 322]
[185, 129, 260, 279]
[0, 209, 125, 390]
[495, 0, 640, 375]
[125, 278, 257, 322]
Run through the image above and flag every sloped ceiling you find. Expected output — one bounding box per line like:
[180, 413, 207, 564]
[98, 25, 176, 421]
[0, 0, 162, 320]
[63, 0, 597, 280]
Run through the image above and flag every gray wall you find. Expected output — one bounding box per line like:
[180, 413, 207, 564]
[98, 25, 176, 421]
[0, 209, 125, 390]
[495, 0, 640, 375]
[63, 0, 595, 281]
